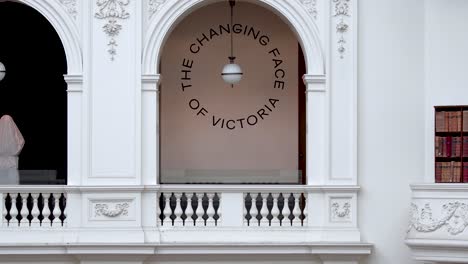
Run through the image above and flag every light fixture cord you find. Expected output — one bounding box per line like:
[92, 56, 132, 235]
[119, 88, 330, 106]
[229, 0, 235, 62]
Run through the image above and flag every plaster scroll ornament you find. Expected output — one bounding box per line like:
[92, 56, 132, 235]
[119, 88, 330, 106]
[331, 202, 351, 219]
[95, 203, 130, 217]
[408, 202, 468, 235]
[94, 0, 131, 61]
[148, 0, 167, 18]
[59, 0, 77, 19]
[332, 0, 350, 59]
[300, 0, 317, 20]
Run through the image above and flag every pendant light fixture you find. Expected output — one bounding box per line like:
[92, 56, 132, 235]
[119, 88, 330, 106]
[221, 0, 243, 87]
[0, 62, 5, 82]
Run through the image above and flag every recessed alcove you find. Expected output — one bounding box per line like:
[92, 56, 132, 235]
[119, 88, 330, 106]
[158, 1, 306, 184]
[0, 2, 67, 185]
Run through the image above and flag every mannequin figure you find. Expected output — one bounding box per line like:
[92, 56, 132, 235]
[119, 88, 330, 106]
[0, 115, 25, 184]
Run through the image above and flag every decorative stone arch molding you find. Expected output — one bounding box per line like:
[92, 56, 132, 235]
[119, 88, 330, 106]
[142, 0, 325, 75]
[141, 0, 357, 188]
[3, 0, 85, 184]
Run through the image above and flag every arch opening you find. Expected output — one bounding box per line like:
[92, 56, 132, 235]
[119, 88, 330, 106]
[158, 1, 307, 184]
[0, 1, 68, 184]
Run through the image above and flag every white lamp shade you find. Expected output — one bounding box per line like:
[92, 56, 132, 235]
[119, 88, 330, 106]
[221, 63, 243, 84]
[0, 62, 5, 82]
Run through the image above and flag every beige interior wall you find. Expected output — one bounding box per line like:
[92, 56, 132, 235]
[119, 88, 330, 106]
[160, 2, 299, 183]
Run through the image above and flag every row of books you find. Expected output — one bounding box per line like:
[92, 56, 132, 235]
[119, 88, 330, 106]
[435, 136, 468, 157]
[435, 162, 468, 183]
[435, 111, 468, 132]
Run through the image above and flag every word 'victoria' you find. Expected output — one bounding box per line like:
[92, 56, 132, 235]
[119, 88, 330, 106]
[179, 23, 288, 130]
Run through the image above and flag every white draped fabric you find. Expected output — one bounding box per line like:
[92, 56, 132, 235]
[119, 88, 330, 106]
[0, 115, 25, 184]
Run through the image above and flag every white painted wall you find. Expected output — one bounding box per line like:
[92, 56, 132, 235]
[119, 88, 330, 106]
[358, 0, 425, 263]
[424, 0, 468, 182]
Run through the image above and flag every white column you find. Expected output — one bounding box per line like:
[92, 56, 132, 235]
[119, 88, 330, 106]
[142, 190, 159, 242]
[303, 74, 328, 185]
[64, 74, 84, 185]
[141, 74, 160, 185]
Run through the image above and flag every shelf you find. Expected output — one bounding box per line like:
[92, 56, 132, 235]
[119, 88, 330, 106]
[435, 131, 468, 136]
[434, 105, 468, 183]
[435, 156, 463, 160]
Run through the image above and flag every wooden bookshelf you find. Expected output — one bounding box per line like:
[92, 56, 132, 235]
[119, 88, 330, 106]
[434, 106, 468, 183]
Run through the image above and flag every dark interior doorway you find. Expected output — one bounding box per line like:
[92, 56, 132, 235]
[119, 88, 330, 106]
[0, 2, 67, 184]
[298, 44, 307, 184]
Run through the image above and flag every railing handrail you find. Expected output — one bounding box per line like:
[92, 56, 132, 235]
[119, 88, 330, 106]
[0, 184, 360, 193]
[155, 184, 360, 193]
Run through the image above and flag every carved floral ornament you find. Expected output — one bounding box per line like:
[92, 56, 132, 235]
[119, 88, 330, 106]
[95, 0, 130, 61]
[148, 0, 167, 18]
[95, 203, 130, 217]
[333, 0, 350, 59]
[331, 202, 351, 219]
[408, 202, 468, 235]
[300, 0, 318, 20]
[59, 0, 77, 19]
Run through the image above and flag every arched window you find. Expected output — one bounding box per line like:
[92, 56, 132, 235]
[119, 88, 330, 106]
[158, 2, 306, 184]
[0, 2, 67, 185]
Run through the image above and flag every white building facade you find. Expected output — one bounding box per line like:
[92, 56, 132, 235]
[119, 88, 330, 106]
[0, 0, 468, 263]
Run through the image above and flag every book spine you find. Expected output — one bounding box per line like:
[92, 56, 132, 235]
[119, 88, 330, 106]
[464, 162, 468, 183]
[464, 138, 468, 157]
[452, 137, 462, 157]
[464, 111, 468, 132]
[442, 162, 450, 183]
[435, 162, 442, 183]
[436, 111, 446, 132]
[445, 112, 450, 132]
[457, 111, 463, 131]
[446, 136, 452, 157]
[454, 162, 462, 183]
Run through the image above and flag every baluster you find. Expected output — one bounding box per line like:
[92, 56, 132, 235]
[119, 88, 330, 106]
[30, 193, 40, 227]
[243, 194, 248, 226]
[244, 193, 253, 226]
[215, 193, 221, 226]
[251, 193, 260, 227]
[20, 193, 28, 226]
[301, 194, 307, 225]
[42, 193, 52, 226]
[285, 193, 293, 226]
[62, 194, 67, 224]
[185, 193, 194, 226]
[174, 193, 183, 226]
[52, 193, 62, 226]
[162, 193, 172, 226]
[196, 193, 204, 226]
[2, 194, 8, 226]
[293, 193, 301, 226]
[206, 193, 215, 226]
[260, 193, 269, 226]
[10, 194, 19, 226]
[271, 193, 280, 226]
